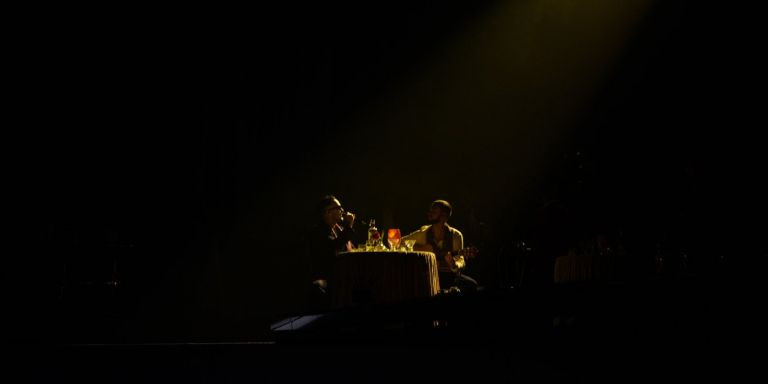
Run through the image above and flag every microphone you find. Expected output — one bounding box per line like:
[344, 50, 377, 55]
[340, 210, 360, 227]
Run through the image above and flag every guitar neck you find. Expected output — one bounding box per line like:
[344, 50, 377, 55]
[453, 247, 477, 259]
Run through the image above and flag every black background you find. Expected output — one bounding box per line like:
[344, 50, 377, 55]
[5, 0, 764, 344]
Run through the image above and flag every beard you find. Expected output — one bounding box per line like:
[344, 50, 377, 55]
[427, 217, 439, 224]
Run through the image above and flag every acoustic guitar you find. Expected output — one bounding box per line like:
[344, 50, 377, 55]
[445, 246, 479, 273]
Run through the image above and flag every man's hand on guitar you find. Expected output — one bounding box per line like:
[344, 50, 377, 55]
[448, 247, 478, 272]
[446, 251, 466, 272]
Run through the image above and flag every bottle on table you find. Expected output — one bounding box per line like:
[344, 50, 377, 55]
[367, 219, 381, 250]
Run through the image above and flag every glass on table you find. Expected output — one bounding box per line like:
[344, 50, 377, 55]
[387, 228, 401, 251]
[403, 239, 416, 251]
[388, 237, 401, 251]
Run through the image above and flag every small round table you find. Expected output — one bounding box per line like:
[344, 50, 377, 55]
[332, 251, 440, 307]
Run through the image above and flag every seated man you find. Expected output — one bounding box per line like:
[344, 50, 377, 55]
[305, 195, 356, 310]
[402, 199, 478, 293]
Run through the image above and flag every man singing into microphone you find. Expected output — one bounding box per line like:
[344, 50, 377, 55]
[305, 195, 356, 309]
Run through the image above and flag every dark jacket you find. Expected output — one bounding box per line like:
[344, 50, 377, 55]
[306, 222, 356, 281]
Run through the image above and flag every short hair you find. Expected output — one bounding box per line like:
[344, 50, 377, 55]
[317, 195, 338, 216]
[431, 199, 452, 217]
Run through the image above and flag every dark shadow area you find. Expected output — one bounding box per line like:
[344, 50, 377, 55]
[5, 1, 763, 380]
[6, 271, 752, 382]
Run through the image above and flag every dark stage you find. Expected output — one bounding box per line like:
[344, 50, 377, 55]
[5, 0, 763, 382]
[7, 273, 752, 382]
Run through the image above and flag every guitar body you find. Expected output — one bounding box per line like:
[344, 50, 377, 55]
[412, 244, 478, 272]
[441, 247, 478, 273]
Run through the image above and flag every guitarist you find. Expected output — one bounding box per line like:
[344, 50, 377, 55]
[402, 200, 478, 293]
